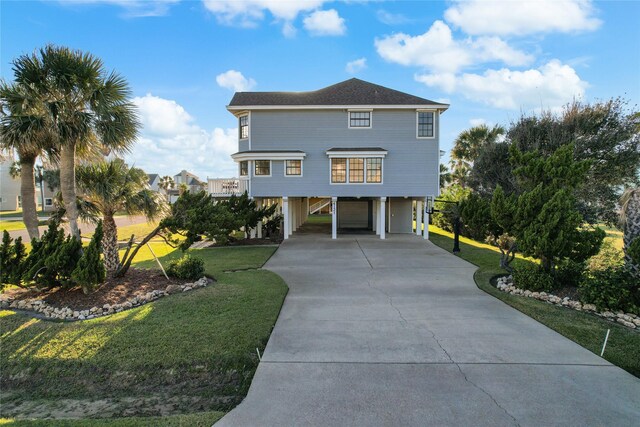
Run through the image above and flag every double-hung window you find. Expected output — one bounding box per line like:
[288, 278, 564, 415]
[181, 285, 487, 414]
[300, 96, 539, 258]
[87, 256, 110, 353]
[417, 111, 435, 138]
[349, 111, 371, 128]
[239, 114, 249, 139]
[254, 160, 271, 176]
[331, 158, 383, 184]
[239, 161, 249, 177]
[285, 160, 302, 176]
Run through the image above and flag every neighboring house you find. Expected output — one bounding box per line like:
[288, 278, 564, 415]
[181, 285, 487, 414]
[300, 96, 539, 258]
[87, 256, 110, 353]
[173, 170, 205, 193]
[224, 78, 449, 239]
[147, 173, 160, 192]
[0, 159, 21, 211]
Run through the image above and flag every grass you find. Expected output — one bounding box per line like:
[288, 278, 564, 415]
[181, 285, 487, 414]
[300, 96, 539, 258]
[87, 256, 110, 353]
[428, 225, 640, 378]
[0, 211, 50, 219]
[0, 220, 47, 233]
[1, 412, 225, 426]
[0, 245, 288, 424]
[306, 214, 331, 224]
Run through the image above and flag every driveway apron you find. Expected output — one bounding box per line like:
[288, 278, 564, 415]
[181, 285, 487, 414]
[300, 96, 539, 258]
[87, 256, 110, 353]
[217, 234, 640, 426]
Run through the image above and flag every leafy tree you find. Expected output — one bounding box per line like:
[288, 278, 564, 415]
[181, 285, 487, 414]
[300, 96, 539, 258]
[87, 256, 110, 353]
[508, 99, 640, 223]
[222, 192, 278, 239]
[491, 144, 605, 274]
[158, 175, 175, 200]
[439, 163, 452, 190]
[9, 45, 140, 239]
[620, 187, 640, 277]
[432, 184, 469, 232]
[76, 159, 168, 275]
[72, 221, 106, 293]
[467, 141, 517, 197]
[450, 124, 505, 186]
[459, 192, 499, 241]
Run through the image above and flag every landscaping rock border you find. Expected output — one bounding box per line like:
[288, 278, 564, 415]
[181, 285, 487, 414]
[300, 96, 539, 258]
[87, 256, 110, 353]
[495, 275, 639, 330]
[0, 277, 211, 321]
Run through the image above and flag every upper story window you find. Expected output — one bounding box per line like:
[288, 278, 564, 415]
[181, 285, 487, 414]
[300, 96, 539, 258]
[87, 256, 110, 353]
[285, 160, 302, 176]
[239, 114, 249, 139]
[417, 111, 435, 138]
[254, 160, 271, 176]
[331, 158, 382, 184]
[349, 111, 371, 128]
[239, 161, 249, 177]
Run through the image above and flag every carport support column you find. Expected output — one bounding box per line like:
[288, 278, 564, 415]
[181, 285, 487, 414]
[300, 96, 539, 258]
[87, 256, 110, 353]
[283, 197, 289, 239]
[380, 197, 386, 240]
[256, 198, 263, 239]
[423, 197, 429, 240]
[331, 197, 337, 240]
[415, 200, 423, 236]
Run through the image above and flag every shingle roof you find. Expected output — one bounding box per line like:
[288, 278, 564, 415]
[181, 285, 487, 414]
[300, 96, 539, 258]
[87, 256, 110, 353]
[326, 147, 387, 152]
[228, 78, 446, 107]
[147, 173, 158, 184]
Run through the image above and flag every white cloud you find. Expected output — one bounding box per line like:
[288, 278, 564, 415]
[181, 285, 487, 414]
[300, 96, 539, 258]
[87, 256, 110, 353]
[129, 94, 238, 179]
[303, 9, 346, 36]
[345, 57, 367, 74]
[444, 0, 601, 36]
[203, 0, 326, 30]
[376, 9, 410, 25]
[416, 60, 588, 110]
[216, 70, 257, 92]
[60, 0, 180, 17]
[375, 20, 533, 74]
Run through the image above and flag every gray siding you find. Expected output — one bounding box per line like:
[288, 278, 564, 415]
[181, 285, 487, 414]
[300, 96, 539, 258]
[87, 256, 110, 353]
[244, 109, 440, 198]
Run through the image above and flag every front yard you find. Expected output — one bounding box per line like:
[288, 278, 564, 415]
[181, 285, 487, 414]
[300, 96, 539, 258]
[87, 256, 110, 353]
[428, 225, 640, 378]
[0, 246, 287, 425]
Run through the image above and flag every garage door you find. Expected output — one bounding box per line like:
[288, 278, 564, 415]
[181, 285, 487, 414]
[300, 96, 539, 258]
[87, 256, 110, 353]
[338, 201, 369, 229]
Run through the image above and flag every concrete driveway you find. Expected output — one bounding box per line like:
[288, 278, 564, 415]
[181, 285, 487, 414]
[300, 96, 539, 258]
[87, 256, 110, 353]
[218, 234, 640, 426]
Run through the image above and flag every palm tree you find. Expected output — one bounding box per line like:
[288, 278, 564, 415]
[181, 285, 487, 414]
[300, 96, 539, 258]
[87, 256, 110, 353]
[450, 124, 505, 187]
[158, 175, 175, 200]
[76, 159, 168, 275]
[439, 163, 452, 190]
[10, 45, 139, 239]
[0, 82, 55, 240]
[620, 187, 640, 277]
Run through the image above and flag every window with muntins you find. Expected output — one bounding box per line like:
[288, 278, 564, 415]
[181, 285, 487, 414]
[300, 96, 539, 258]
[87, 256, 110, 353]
[418, 111, 434, 138]
[254, 160, 270, 176]
[239, 115, 249, 139]
[349, 158, 364, 183]
[366, 158, 382, 183]
[285, 160, 302, 176]
[331, 158, 347, 183]
[239, 161, 249, 176]
[349, 111, 371, 128]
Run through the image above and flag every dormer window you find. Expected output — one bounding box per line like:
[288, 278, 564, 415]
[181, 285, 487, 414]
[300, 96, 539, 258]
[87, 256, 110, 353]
[348, 110, 371, 128]
[239, 114, 249, 139]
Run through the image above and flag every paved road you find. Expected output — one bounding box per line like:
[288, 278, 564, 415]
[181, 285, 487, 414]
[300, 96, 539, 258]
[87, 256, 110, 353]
[218, 234, 640, 426]
[4, 215, 150, 242]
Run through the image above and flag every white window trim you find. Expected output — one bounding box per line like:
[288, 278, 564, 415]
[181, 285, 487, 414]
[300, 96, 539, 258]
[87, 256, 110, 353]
[347, 109, 373, 129]
[238, 111, 250, 142]
[254, 160, 272, 177]
[329, 157, 384, 185]
[416, 109, 436, 139]
[232, 151, 306, 161]
[239, 160, 250, 179]
[284, 159, 303, 177]
[326, 150, 387, 159]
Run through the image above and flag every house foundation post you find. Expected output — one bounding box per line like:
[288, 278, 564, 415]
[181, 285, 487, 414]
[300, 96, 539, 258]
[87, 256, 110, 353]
[283, 196, 289, 239]
[331, 197, 337, 240]
[380, 197, 386, 240]
[415, 199, 423, 236]
[256, 198, 263, 238]
[423, 197, 430, 240]
[373, 199, 378, 235]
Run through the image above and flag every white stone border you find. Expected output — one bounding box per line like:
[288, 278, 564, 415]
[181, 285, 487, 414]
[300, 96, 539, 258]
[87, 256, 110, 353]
[496, 275, 639, 330]
[0, 277, 210, 321]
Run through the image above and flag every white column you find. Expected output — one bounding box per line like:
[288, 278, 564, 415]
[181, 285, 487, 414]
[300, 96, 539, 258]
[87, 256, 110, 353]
[283, 197, 289, 239]
[423, 197, 430, 240]
[380, 197, 386, 240]
[373, 200, 378, 234]
[331, 197, 337, 239]
[256, 198, 263, 238]
[415, 200, 423, 236]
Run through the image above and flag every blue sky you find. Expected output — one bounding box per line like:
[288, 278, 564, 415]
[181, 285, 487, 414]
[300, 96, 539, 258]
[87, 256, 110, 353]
[2, 0, 639, 179]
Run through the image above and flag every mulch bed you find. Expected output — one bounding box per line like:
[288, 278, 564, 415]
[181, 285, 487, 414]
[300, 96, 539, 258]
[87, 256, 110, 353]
[3, 268, 191, 310]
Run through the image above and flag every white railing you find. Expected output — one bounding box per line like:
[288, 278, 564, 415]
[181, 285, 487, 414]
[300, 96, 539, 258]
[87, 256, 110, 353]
[207, 178, 248, 197]
[309, 199, 331, 214]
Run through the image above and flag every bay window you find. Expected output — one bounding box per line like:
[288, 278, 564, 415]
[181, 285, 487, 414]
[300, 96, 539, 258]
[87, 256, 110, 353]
[331, 157, 383, 184]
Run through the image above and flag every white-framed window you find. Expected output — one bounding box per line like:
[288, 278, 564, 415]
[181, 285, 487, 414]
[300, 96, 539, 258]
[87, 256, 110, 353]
[285, 160, 302, 176]
[348, 110, 372, 128]
[45, 198, 53, 206]
[239, 161, 249, 177]
[254, 160, 271, 176]
[331, 158, 383, 184]
[239, 114, 249, 139]
[417, 110, 435, 138]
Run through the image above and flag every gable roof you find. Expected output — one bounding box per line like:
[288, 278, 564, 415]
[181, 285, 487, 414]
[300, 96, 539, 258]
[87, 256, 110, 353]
[228, 78, 448, 110]
[147, 173, 158, 184]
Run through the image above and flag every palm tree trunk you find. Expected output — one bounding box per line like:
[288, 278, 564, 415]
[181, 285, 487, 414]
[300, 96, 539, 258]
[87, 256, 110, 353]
[60, 143, 80, 239]
[20, 157, 40, 240]
[102, 214, 120, 275]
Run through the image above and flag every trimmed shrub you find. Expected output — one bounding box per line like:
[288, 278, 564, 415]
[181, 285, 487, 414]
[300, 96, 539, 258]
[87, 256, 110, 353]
[513, 263, 554, 292]
[0, 230, 26, 288]
[72, 221, 106, 293]
[579, 267, 639, 314]
[167, 255, 205, 280]
[555, 260, 586, 289]
[459, 193, 499, 241]
[588, 239, 624, 271]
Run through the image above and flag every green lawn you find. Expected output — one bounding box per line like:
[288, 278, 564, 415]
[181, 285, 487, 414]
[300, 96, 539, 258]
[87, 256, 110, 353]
[306, 214, 331, 224]
[0, 245, 288, 425]
[0, 211, 50, 219]
[428, 225, 640, 378]
[0, 220, 47, 233]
